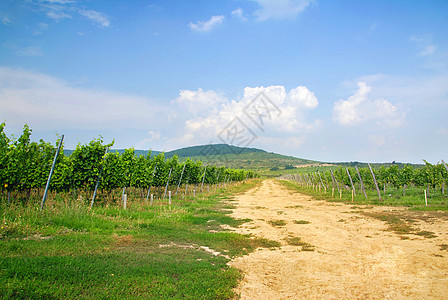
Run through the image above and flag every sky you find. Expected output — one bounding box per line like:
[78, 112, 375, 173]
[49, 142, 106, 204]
[0, 0, 447, 164]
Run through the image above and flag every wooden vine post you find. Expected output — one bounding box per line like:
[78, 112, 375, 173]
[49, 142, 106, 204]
[163, 167, 173, 200]
[40, 135, 64, 211]
[346, 168, 356, 196]
[200, 167, 207, 193]
[330, 169, 340, 193]
[355, 166, 367, 199]
[90, 147, 108, 210]
[368, 163, 382, 201]
[175, 163, 186, 195]
[317, 171, 327, 193]
[145, 162, 157, 202]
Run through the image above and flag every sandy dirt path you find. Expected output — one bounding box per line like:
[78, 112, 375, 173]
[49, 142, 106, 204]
[228, 179, 448, 299]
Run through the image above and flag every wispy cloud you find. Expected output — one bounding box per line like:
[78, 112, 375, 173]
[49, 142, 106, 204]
[231, 8, 247, 21]
[33, 22, 49, 35]
[0, 11, 12, 25]
[31, 0, 110, 27]
[189, 15, 225, 32]
[410, 35, 436, 57]
[420, 45, 436, 57]
[40, 0, 75, 3]
[250, 0, 314, 21]
[77, 9, 110, 27]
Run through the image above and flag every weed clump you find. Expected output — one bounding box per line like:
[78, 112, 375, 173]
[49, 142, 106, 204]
[267, 220, 287, 227]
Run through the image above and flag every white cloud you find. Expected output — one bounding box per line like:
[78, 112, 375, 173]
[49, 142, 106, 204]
[31, 1, 110, 27]
[1, 11, 12, 25]
[77, 9, 110, 27]
[38, 0, 76, 3]
[288, 86, 318, 109]
[44, 7, 72, 20]
[333, 82, 370, 125]
[147, 130, 161, 140]
[420, 45, 436, 56]
[33, 22, 49, 35]
[355, 74, 448, 106]
[250, 0, 313, 21]
[175, 88, 227, 115]
[231, 8, 247, 21]
[172, 85, 320, 149]
[0, 67, 165, 131]
[333, 81, 405, 127]
[189, 15, 225, 32]
[410, 35, 437, 57]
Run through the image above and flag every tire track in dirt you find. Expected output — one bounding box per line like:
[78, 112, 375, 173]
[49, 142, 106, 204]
[228, 179, 448, 299]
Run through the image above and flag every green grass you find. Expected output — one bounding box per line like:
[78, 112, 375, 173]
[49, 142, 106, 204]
[0, 179, 278, 299]
[293, 220, 310, 224]
[284, 236, 315, 251]
[267, 219, 287, 227]
[361, 211, 438, 238]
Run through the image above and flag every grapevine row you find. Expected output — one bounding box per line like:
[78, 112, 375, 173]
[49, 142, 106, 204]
[0, 123, 258, 203]
[281, 162, 448, 204]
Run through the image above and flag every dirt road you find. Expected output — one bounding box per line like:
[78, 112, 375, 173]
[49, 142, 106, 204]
[228, 179, 448, 299]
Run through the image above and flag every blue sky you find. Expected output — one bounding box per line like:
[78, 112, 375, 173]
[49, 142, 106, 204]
[0, 0, 447, 164]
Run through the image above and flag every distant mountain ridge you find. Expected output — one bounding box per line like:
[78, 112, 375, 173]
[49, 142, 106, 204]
[63, 144, 266, 158]
[165, 144, 266, 158]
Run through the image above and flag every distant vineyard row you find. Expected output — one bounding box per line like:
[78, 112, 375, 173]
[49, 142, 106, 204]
[0, 123, 258, 198]
[281, 161, 448, 206]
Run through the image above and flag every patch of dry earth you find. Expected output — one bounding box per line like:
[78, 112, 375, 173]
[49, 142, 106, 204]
[228, 179, 448, 299]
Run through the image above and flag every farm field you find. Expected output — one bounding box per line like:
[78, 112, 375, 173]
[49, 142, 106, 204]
[229, 179, 448, 299]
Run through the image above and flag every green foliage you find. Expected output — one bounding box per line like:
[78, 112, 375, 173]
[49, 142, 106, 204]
[71, 138, 113, 190]
[0, 123, 258, 203]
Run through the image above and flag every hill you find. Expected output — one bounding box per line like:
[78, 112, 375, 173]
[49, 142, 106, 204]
[165, 144, 266, 158]
[183, 151, 318, 170]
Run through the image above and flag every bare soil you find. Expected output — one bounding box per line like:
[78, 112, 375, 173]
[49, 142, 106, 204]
[228, 179, 448, 299]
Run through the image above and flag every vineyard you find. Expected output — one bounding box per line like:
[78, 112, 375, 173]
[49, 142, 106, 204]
[0, 123, 257, 207]
[281, 161, 448, 209]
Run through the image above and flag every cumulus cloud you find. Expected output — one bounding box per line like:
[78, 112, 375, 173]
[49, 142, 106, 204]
[250, 0, 313, 21]
[189, 15, 225, 32]
[175, 85, 320, 147]
[333, 81, 405, 127]
[289, 86, 318, 109]
[175, 88, 227, 115]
